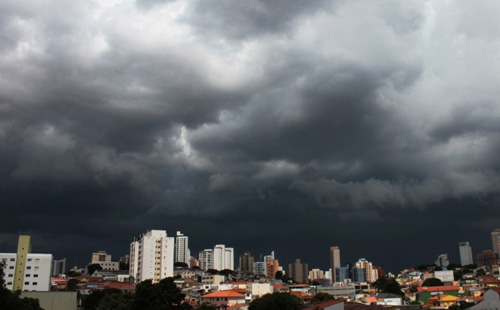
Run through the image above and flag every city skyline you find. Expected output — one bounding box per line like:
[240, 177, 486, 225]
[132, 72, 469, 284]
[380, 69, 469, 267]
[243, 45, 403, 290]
[1, 1, 500, 275]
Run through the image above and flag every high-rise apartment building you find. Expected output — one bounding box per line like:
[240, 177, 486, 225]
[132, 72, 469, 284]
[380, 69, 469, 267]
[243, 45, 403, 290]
[0, 235, 53, 292]
[355, 258, 379, 283]
[239, 252, 254, 273]
[199, 249, 214, 271]
[459, 242, 473, 266]
[309, 268, 325, 281]
[52, 258, 66, 276]
[129, 230, 175, 284]
[254, 262, 266, 276]
[213, 244, 234, 271]
[477, 250, 498, 267]
[175, 231, 190, 264]
[435, 254, 450, 267]
[330, 246, 340, 283]
[289, 258, 309, 284]
[492, 229, 500, 253]
[267, 259, 279, 278]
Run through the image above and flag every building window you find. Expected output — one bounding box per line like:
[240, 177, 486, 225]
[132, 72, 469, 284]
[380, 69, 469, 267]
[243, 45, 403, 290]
[27, 266, 31, 269]
[8, 274, 13, 277]
[26, 274, 30, 277]
[10, 258, 15, 261]
[34, 274, 38, 278]
[7, 282, 12, 285]
[28, 258, 32, 262]
[9, 266, 14, 269]
[25, 282, 29, 285]
[33, 282, 38, 285]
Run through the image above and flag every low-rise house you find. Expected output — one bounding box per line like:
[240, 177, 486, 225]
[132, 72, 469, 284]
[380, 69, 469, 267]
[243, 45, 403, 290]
[417, 285, 462, 303]
[201, 290, 246, 308]
[479, 278, 500, 288]
[248, 282, 273, 298]
[423, 294, 459, 308]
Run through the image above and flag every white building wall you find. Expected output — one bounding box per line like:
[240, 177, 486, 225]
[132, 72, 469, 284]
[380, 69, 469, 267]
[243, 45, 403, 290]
[0, 253, 53, 291]
[459, 242, 474, 266]
[225, 248, 234, 270]
[161, 236, 175, 278]
[199, 249, 214, 271]
[214, 245, 225, 271]
[175, 231, 190, 264]
[251, 282, 273, 298]
[130, 230, 174, 284]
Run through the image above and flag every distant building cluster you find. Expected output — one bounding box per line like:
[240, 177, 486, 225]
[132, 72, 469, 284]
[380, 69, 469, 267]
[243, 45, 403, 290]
[5, 228, 500, 310]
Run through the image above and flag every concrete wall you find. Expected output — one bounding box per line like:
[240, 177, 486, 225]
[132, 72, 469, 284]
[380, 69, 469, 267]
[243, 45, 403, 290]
[21, 291, 77, 310]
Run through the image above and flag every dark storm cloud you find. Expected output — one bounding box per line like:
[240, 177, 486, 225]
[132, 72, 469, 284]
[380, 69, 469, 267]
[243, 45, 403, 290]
[1, 0, 500, 271]
[180, 0, 336, 40]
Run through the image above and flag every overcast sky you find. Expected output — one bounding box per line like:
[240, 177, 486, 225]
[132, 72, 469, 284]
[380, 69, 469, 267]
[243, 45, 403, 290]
[1, 0, 500, 273]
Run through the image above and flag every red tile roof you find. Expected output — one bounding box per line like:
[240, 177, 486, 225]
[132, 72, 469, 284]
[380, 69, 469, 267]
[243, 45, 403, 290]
[417, 285, 459, 293]
[480, 278, 500, 284]
[202, 291, 246, 298]
[97, 283, 136, 290]
[291, 291, 312, 300]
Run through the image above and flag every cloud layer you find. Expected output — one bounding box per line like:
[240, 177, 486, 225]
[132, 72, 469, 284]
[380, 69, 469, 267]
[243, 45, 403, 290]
[1, 0, 500, 271]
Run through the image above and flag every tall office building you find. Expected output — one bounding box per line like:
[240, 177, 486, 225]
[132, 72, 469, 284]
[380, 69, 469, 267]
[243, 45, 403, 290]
[175, 231, 190, 264]
[289, 258, 309, 284]
[492, 229, 500, 253]
[199, 249, 214, 271]
[0, 235, 53, 291]
[459, 242, 473, 266]
[129, 230, 175, 284]
[213, 244, 234, 270]
[239, 252, 254, 273]
[330, 246, 341, 283]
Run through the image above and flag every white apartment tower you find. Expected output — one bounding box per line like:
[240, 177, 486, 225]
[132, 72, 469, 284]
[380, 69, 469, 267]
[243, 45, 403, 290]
[129, 230, 175, 284]
[213, 244, 234, 271]
[199, 249, 214, 271]
[459, 242, 474, 266]
[175, 231, 190, 264]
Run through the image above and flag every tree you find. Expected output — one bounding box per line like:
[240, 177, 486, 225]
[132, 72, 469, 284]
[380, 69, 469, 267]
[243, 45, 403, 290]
[206, 269, 218, 275]
[310, 292, 335, 304]
[87, 263, 103, 275]
[373, 277, 404, 296]
[120, 261, 130, 271]
[249, 293, 303, 310]
[66, 278, 80, 291]
[98, 291, 134, 310]
[422, 278, 444, 287]
[219, 269, 236, 278]
[67, 270, 81, 277]
[131, 278, 192, 310]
